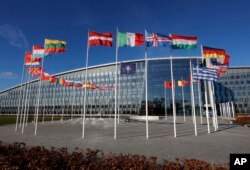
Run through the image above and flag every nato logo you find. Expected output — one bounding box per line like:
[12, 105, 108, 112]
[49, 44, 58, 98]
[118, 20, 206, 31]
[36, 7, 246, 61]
[230, 154, 250, 170]
[121, 63, 136, 74]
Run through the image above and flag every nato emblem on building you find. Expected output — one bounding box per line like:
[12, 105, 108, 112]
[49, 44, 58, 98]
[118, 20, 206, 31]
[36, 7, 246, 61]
[121, 63, 136, 74]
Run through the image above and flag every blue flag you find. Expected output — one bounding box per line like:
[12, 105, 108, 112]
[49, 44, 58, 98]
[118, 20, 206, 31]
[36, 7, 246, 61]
[192, 67, 218, 81]
[121, 63, 136, 74]
[146, 32, 172, 47]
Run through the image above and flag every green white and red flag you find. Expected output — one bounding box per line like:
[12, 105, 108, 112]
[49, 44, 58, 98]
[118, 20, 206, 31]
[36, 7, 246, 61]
[171, 34, 197, 49]
[118, 32, 144, 47]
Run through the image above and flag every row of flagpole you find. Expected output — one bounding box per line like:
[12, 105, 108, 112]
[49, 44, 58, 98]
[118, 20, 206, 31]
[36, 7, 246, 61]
[13, 29, 231, 139]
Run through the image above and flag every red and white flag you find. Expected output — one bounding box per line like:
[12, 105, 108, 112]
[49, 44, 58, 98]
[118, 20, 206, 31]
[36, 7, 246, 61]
[25, 52, 41, 66]
[89, 31, 113, 47]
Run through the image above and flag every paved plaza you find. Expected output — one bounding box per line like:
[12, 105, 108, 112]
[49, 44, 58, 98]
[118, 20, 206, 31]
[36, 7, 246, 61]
[0, 116, 249, 163]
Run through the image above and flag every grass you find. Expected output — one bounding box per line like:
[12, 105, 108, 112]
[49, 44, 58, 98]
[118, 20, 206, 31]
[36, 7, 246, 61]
[0, 115, 66, 126]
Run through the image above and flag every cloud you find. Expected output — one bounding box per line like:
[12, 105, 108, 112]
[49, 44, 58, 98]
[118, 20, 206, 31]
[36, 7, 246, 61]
[0, 72, 18, 79]
[0, 24, 28, 49]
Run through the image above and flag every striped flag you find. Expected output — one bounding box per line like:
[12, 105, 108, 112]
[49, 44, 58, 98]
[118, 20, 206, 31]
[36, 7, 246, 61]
[192, 67, 218, 81]
[89, 31, 113, 47]
[33, 45, 48, 58]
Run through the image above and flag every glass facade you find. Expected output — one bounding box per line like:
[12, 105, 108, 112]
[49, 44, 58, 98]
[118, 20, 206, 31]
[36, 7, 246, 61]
[215, 67, 250, 113]
[0, 57, 202, 116]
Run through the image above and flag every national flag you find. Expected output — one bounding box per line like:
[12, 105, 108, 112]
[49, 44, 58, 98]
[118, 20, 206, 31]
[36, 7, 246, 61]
[27, 67, 43, 76]
[121, 63, 136, 74]
[59, 78, 65, 85]
[25, 52, 41, 66]
[202, 46, 226, 60]
[118, 32, 144, 47]
[177, 80, 189, 87]
[32, 45, 48, 58]
[89, 31, 112, 47]
[100, 84, 108, 90]
[192, 67, 219, 81]
[91, 84, 99, 89]
[64, 80, 74, 87]
[164, 81, 172, 88]
[146, 32, 172, 47]
[73, 81, 83, 88]
[170, 34, 197, 49]
[39, 72, 50, 80]
[48, 76, 57, 83]
[82, 83, 92, 88]
[45, 39, 67, 53]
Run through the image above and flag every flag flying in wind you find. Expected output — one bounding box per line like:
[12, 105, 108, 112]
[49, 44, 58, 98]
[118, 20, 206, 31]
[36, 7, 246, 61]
[146, 32, 172, 47]
[202, 46, 226, 59]
[39, 72, 50, 80]
[48, 76, 57, 83]
[27, 67, 43, 76]
[118, 32, 144, 47]
[45, 39, 67, 53]
[164, 81, 173, 88]
[170, 34, 197, 49]
[32, 45, 48, 58]
[177, 80, 189, 87]
[121, 63, 136, 74]
[59, 78, 65, 85]
[89, 31, 113, 47]
[82, 83, 92, 88]
[192, 67, 218, 81]
[73, 81, 83, 88]
[64, 80, 74, 87]
[25, 52, 41, 66]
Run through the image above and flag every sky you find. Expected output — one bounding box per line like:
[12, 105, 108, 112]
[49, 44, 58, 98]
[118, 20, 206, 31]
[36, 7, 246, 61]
[1, 0, 250, 91]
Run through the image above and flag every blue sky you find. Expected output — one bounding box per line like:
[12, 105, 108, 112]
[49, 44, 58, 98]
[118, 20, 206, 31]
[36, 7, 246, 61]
[0, 0, 250, 91]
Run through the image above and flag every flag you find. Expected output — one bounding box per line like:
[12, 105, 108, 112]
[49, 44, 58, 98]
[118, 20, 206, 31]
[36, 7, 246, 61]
[89, 31, 112, 47]
[177, 80, 189, 87]
[202, 46, 226, 60]
[164, 81, 172, 88]
[48, 76, 57, 83]
[59, 78, 65, 85]
[32, 45, 48, 58]
[146, 32, 172, 47]
[91, 84, 99, 89]
[82, 83, 92, 88]
[73, 81, 83, 88]
[170, 34, 197, 49]
[118, 32, 144, 47]
[64, 80, 74, 87]
[39, 72, 50, 80]
[27, 67, 43, 76]
[121, 63, 136, 74]
[25, 52, 41, 66]
[100, 84, 108, 90]
[192, 67, 218, 81]
[45, 39, 66, 53]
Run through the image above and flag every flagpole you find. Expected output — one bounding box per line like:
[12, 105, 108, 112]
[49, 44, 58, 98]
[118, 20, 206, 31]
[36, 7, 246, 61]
[52, 83, 56, 122]
[181, 79, 186, 122]
[34, 57, 45, 135]
[197, 58, 203, 125]
[82, 30, 89, 139]
[22, 62, 32, 133]
[164, 85, 167, 120]
[170, 48, 177, 138]
[15, 55, 26, 132]
[145, 30, 149, 139]
[211, 82, 218, 130]
[204, 81, 210, 134]
[190, 59, 197, 136]
[114, 28, 119, 139]
[118, 69, 121, 124]
[19, 70, 28, 128]
[25, 74, 33, 126]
